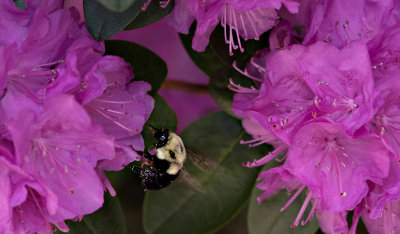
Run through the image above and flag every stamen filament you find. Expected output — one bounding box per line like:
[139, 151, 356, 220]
[243, 144, 287, 167]
[292, 191, 312, 228]
[233, 61, 263, 82]
[89, 107, 138, 133]
[281, 184, 305, 212]
[301, 197, 317, 226]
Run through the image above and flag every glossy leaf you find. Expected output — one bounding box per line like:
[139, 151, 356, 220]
[56, 193, 126, 234]
[247, 166, 320, 234]
[105, 40, 167, 96]
[84, 0, 146, 40]
[13, 0, 25, 10]
[142, 94, 177, 149]
[143, 112, 272, 234]
[124, 0, 174, 30]
[180, 24, 269, 118]
[97, 0, 134, 12]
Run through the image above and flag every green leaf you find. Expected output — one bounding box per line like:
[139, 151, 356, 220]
[105, 40, 167, 95]
[124, 0, 174, 30]
[180, 24, 269, 118]
[143, 112, 272, 234]
[97, 0, 134, 12]
[142, 94, 177, 149]
[247, 165, 320, 234]
[13, 0, 26, 10]
[56, 193, 126, 234]
[84, 0, 146, 40]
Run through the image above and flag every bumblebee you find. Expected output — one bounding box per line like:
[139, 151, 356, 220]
[133, 127, 187, 190]
[132, 126, 216, 191]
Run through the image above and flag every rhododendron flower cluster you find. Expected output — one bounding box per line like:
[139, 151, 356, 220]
[0, 0, 153, 233]
[230, 0, 400, 232]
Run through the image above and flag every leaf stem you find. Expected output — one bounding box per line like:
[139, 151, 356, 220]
[161, 80, 209, 94]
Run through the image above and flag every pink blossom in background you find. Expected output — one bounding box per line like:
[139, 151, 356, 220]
[113, 18, 220, 133]
[0, 1, 153, 232]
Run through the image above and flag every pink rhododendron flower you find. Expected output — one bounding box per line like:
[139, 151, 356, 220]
[298, 41, 375, 134]
[232, 44, 316, 146]
[170, 0, 299, 53]
[285, 122, 390, 212]
[8, 95, 115, 220]
[297, 0, 394, 48]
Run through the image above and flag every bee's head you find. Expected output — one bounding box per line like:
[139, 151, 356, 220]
[148, 126, 170, 148]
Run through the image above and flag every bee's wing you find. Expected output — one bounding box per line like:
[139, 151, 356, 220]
[179, 169, 206, 193]
[186, 148, 223, 174]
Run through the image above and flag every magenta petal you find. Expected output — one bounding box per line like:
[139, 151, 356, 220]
[126, 81, 154, 121]
[317, 210, 349, 234]
[362, 199, 400, 234]
[0, 1, 31, 47]
[46, 34, 105, 99]
[168, 0, 195, 34]
[16, 6, 80, 68]
[12, 189, 54, 234]
[298, 41, 375, 133]
[98, 135, 143, 171]
[0, 158, 14, 232]
[286, 122, 390, 212]
[230, 0, 299, 13]
[372, 87, 400, 158]
[192, 25, 216, 52]
[369, 23, 400, 80]
[256, 166, 295, 204]
[250, 45, 315, 144]
[365, 156, 400, 219]
[85, 79, 153, 139]
[227, 7, 277, 41]
[0, 44, 17, 96]
[314, 0, 394, 48]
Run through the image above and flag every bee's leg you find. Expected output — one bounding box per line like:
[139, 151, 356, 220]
[143, 151, 157, 162]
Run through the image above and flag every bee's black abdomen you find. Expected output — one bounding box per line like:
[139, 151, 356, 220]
[139, 166, 180, 190]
